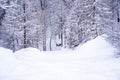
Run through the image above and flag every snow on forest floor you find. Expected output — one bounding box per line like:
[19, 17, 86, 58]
[0, 36, 120, 80]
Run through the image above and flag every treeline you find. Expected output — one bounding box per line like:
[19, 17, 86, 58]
[0, 0, 120, 52]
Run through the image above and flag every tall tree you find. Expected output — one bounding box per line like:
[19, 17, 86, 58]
[1, 0, 24, 51]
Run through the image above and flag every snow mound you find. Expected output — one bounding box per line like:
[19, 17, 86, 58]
[76, 35, 116, 59]
[15, 47, 44, 62]
[0, 47, 18, 76]
[15, 47, 41, 54]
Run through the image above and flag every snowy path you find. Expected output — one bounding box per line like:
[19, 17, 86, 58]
[13, 52, 120, 80]
[3, 51, 118, 80]
[0, 36, 120, 80]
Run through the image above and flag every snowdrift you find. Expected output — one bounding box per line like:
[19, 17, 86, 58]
[0, 47, 17, 74]
[0, 36, 120, 80]
[75, 36, 116, 59]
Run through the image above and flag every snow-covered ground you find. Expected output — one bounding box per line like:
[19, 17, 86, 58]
[0, 36, 120, 80]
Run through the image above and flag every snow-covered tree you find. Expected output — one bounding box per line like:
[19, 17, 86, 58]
[63, 0, 99, 48]
[106, 0, 120, 50]
[0, 0, 24, 52]
[0, 0, 120, 52]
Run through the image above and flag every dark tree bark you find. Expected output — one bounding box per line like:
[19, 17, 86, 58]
[117, 1, 120, 22]
[23, 3, 27, 48]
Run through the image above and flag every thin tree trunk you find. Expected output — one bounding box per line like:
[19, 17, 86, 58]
[61, 33, 63, 47]
[43, 12, 46, 51]
[43, 34, 46, 51]
[12, 36, 15, 52]
[49, 33, 52, 51]
[117, 0, 120, 22]
[23, 26, 27, 48]
[23, 3, 27, 48]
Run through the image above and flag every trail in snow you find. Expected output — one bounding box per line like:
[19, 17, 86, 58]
[0, 36, 120, 80]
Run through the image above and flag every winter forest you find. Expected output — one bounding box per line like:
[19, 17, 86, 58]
[1, 0, 120, 80]
[0, 0, 120, 52]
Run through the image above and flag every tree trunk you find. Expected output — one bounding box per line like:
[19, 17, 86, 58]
[49, 33, 52, 51]
[23, 3, 27, 48]
[23, 26, 27, 48]
[43, 13, 46, 51]
[117, 0, 120, 22]
[43, 35, 46, 51]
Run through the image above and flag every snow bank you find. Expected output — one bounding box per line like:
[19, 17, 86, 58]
[15, 47, 43, 60]
[75, 35, 116, 60]
[0, 35, 120, 80]
[0, 48, 17, 74]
